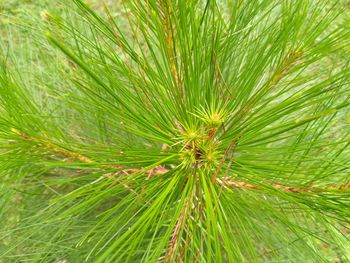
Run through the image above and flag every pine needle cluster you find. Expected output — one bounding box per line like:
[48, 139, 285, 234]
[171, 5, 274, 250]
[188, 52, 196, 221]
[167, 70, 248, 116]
[0, 0, 349, 262]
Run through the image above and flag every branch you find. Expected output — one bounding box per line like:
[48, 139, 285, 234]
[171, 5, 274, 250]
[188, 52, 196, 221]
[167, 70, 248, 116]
[222, 49, 304, 135]
[211, 140, 236, 183]
[271, 49, 304, 85]
[11, 128, 93, 163]
[10, 129, 168, 195]
[165, 197, 189, 263]
[218, 177, 350, 194]
[158, 0, 183, 99]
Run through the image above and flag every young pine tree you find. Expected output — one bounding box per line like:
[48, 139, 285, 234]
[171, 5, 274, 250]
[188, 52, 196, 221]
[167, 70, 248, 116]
[0, 0, 350, 262]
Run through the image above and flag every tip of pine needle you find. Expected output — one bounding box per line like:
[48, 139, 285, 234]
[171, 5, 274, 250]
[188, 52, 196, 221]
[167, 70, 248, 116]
[45, 32, 52, 39]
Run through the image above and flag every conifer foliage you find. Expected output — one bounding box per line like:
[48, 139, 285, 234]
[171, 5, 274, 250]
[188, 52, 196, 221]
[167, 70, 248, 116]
[0, 0, 350, 262]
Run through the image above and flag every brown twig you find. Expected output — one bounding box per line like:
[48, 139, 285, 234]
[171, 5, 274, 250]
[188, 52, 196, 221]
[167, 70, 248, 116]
[213, 53, 236, 101]
[158, 0, 184, 100]
[10, 129, 168, 195]
[211, 141, 235, 183]
[222, 141, 238, 178]
[223, 49, 304, 137]
[165, 198, 189, 262]
[11, 128, 94, 163]
[271, 49, 304, 85]
[219, 177, 350, 193]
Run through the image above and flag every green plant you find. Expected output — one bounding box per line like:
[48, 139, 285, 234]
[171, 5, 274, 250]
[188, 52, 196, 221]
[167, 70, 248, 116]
[1, 0, 349, 262]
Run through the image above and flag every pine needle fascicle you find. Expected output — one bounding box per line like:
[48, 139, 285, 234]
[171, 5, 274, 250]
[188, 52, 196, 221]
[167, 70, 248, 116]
[0, 0, 350, 262]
